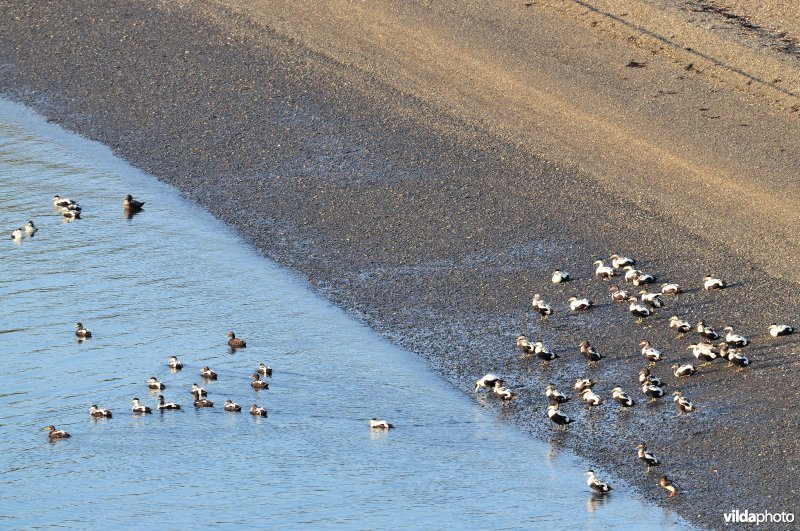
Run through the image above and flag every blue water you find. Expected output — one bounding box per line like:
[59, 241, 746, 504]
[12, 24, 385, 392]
[0, 98, 686, 529]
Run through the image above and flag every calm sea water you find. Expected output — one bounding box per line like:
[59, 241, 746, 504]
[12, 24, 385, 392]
[0, 98, 686, 529]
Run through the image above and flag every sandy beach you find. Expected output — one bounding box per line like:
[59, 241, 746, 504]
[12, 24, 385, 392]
[1, 1, 798, 527]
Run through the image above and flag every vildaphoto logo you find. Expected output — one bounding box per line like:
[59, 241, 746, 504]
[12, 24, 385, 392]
[723, 509, 795, 525]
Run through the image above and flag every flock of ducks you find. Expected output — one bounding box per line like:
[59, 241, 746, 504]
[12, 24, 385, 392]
[475, 253, 794, 499]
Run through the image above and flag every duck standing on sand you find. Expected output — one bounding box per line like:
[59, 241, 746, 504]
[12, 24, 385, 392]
[531, 293, 553, 319]
[585, 470, 612, 494]
[672, 391, 696, 415]
[639, 367, 663, 387]
[551, 270, 570, 284]
[687, 343, 719, 366]
[533, 340, 559, 365]
[370, 418, 395, 429]
[226, 331, 246, 349]
[628, 297, 652, 323]
[156, 395, 181, 410]
[636, 444, 661, 473]
[668, 316, 691, 337]
[641, 382, 665, 402]
[569, 297, 593, 311]
[492, 383, 518, 402]
[167, 355, 183, 370]
[579, 388, 603, 409]
[723, 326, 749, 347]
[475, 373, 504, 392]
[638, 290, 663, 308]
[672, 363, 697, 377]
[611, 387, 636, 409]
[660, 475, 680, 497]
[594, 260, 616, 280]
[131, 398, 152, 414]
[768, 324, 794, 337]
[579, 340, 604, 367]
[516, 335, 534, 356]
[123, 194, 145, 213]
[224, 400, 242, 412]
[25, 220, 37, 237]
[703, 275, 726, 290]
[545, 384, 569, 404]
[200, 366, 218, 380]
[696, 320, 720, 341]
[574, 378, 597, 392]
[547, 405, 573, 431]
[75, 322, 92, 339]
[258, 363, 272, 377]
[44, 425, 71, 439]
[250, 404, 268, 417]
[89, 405, 112, 418]
[250, 373, 269, 390]
[719, 344, 750, 370]
[639, 341, 662, 365]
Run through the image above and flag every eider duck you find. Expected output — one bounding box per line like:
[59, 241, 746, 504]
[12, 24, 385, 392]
[200, 366, 218, 380]
[123, 194, 145, 212]
[568, 297, 593, 311]
[768, 324, 794, 338]
[533, 340, 559, 364]
[156, 395, 181, 410]
[493, 382, 518, 401]
[638, 367, 663, 387]
[622, 266, 642, 283]
[551, 270, 570, 284]
[579, 340, 604, 366]
[131, 397, 152, 414]
[641, 382, 665, 402]
[628, 297, 652, 323]
[44, 425, 71, 439]
[258, 363, 272, 377]
[250, 373, 269, 390]
[226, 331, 246, 348]
[703, 275, 726, 290]
[610, 286, 633, 303]
[585, 470, 612, 494]
[249, 404, 268, 417]
[638, 290, 663, 308]
[579, 388, 603, 409]
[52, 195, 79, 209]
[672, 364, 697, 377]
[696, 320, 720, 341]
[660, 283, 682, 295]
[89, 405, 112, 418]
[668, 316, 691, 337]
[147, 376, 165, 390]
[61, 209, 81, 220]
[687, 343, 719, 366]
[370, 418, 395, 429]
[672, 391, 695, 415]
[546, 404, 573, 431]
[593, 260, 616, 280]
[545, 383, 569, 404]
[574, 378, 597, 392]
[632, 271, 656, 286]
[11, 227, 23, 242]
[660, 475, 679, 497]
[723, 326, 749, 347]
[193, 396, 214, 408]
[75, 322, 92, 339]
[475, 373, 505, 392]
[610, 253, 636, 269]
[719, 344, 750, 370]
[639, 340, 662, 364]
[611, 387, 636, 408]
[25, 220, 37, 237]
[224, 400, 241, 412]
[191, 383, 207, 398]
[516, 335, 534, 356]
[167, 355, 183, 370]
[531, 293, 553, 319]
[636, 443, 661, 473]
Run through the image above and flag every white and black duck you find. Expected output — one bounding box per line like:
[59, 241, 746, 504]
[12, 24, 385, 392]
[641, 382, 665, 402]
[585, 470, 612, 494]
[628, 297, 652, 323]
[672, 391, 695, 415]
[668, 316, 691, 337]
[660, 283, 682, 295]
[568, 296, 594, 311]
[723, 326, 749, 347]
[574, 378, 597, 392]
[672, 363, 697, 377]
[638, 290, 663, 308]
[696, 320, 720, 341]
[610, 285, 634, 303]
[579, 340, 604, 366]
[156, 395, 181, 410]
[547, 405, 574, 431]
[610, 253, 636, 269]
[545, 383, 569, 404]
[639, 367, 663, 387]
[611, 386, 636, 408]
[703, 275, 726, 290]
[475, 373, 504, 392]
[579, 388, 603, 409]
[593, 260, 616, 280]
[531, 293, 553, 319]
[551, 270, 570, 284]
[720, 344, 750, 370]
[533, 340, 559, 364]
[636, 443, 661, 473]
[687, 342, 719, 365]
[768, 324, 794, 337]
[639, 340, 662, 364]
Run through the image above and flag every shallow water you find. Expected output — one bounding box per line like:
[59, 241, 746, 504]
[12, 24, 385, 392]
[0, 99, 686, 529]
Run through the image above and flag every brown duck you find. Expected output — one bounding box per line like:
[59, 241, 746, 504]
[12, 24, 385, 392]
[227, 331, 246, 348]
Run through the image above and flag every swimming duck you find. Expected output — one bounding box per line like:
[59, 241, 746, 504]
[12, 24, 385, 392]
[579, 388, 603, 409]
[11, 227, 23, 242]
[593, 260, 615, 280]
[250, 404, 268, 417]
[545, 383, 569, 403]
[768, 324, 794, 337]
[723, 326, 749, 347]
[551, 270, 570, 284]
[585, 470, 612, 494]
[193, 396, 214, 408]
[660, 475, 679, 497]
[475, 373, 505, 392]
[531, 293, 553, 319]
[200, 366, 218, 380]
[568, 297, 593, 311]
[123, 194, 145, 212]
[639, 341, 662, 364]
[579, 340, 604, 366]
[44, 425, 71, 439]
[25, 220, 37, 237]
[638, 290, 663, 308]
[533, 340, 559, 364]
[167, 355, 183, 370]
[370, 418, 395, 429]
[250, 373, 269, 390]
[672, 391, 695, 415]
[224, 400, 241, 412]
[610, 253, 636, 269]
[191, 383, 207, 398]
[89, 405, 112, 418]
[574, 378, 597, 392]
[660, 283, 682, 295]
[610, 286, 633, 303]
[671, 364, 697, 377]
[628, 297, 652, 323]
[719, 344, 750, 370]
[547, 405, 573, 431]
[52, 195, 79, 209]
[147, 377, 165, 390]
[258, 363, 273, 377]
[156, 395, 181, 410]
[668, 316, 691, 337]
[131, 397, 152, 413]
[226, 331, 246, 348]
[611, 387, 636, 408]
[636, 443, 661, 473]
[703, 275, 726, 290]
[641, 382, 665, 402]
[61, 210, 81, 220]
[687, 343, 719, 365]
[696, 320, 720, 341]
[638, 367, 663, 387]
[75, 322, 92, 339]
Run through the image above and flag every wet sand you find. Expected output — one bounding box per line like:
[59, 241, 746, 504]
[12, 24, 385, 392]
[1, 1, 798, 528]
